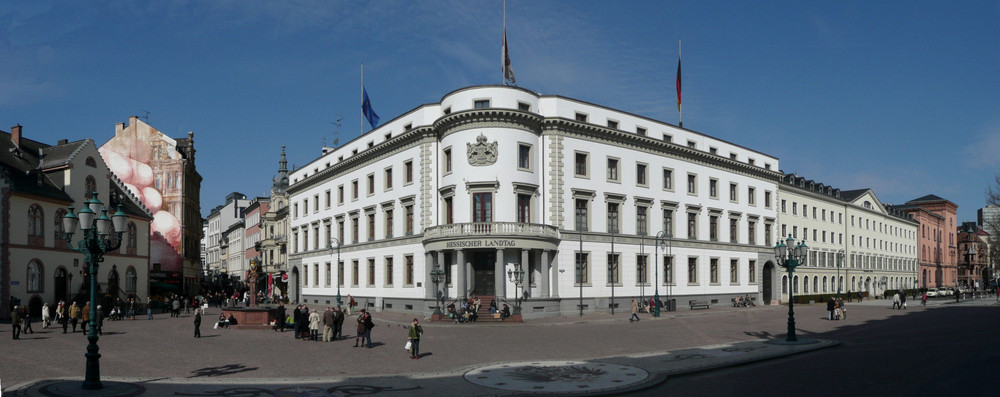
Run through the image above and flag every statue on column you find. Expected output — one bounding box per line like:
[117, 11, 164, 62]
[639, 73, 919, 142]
[247, 259, 260, 309]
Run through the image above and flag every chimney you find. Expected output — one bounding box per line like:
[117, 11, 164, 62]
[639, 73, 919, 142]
[11, 124, 22, 148]
[57, 139, 68, 145]
[116, 122, 125, 134]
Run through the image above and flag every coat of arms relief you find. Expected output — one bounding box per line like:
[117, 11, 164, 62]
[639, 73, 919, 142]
[467, 134, 498, 166]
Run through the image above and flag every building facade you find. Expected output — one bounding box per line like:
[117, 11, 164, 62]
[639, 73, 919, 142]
[259, 147, 291, 298]
[203, 192, 250, 278]
[956, 222, 988, 290]
[2, 125, 151, 320]
[100, 116, 203, 295]
[895, 195, 958, 289]
[286, 86, 785, 317]
[776, 174, 919, 301]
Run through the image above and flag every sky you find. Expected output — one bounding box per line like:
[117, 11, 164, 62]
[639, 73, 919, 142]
[2, 0, 1000, 222]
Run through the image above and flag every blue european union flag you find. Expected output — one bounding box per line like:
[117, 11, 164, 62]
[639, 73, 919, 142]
[362, 87, 380, 129]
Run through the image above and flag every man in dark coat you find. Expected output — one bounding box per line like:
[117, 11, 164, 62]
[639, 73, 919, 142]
[322, 307, 335, 342]
[826, 297, 836, 320]
[292, 305, 302, 339]
[193, 308, 202, 338]
[275, 303, 287, 332]
[333, 307, 345, 340]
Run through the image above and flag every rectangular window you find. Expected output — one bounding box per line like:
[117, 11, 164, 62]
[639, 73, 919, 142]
[606, 158, 619, 182]
[575, 152, 589, 177]
[636, 163, 647, 186]
[352, 180, 358, 200]
[636, 206, 648, 236]
[765, 191, 772, 208]
[384, 167, 393, 190]
[636, 127, 647, 136]
[338, 261, 344, 287]
[607, 253, 620, 284]
[709, 215, 719, 241]
[314, 264, 319, 287]
[444, 148, 452, 173]
[385, 257, 394, 286]
[368, 258, 376, 286]
[636, 255, 648, 284]
[351, 216, 359, 243]
[338, 185, 344, 205]
[663, 209, 674, 238]
[326, 263, 331, 287]
[662, 168, 673, 190]
[444, 197, 454, 224]
[688, 212, 697, 239]
[607, 202, 620, 233]
[325, 190, 331, 208]
[575, 252, 590, 285]
[473, 193, 492, 223]
[385, 208, 394, 238]
[749, 260, 757, 283]
[405, 255, 414, 285]
[474, 99, 490, 108]
[748, 221, 757, 245]
[575, 199, 589, 231]
[664, 255, 674, 285]
[367, 174, 375, 195]
[575, 112, 588, 122]
[404, 160, 413, 184]
[688, 257, 698, 284]
[517, 194, 531, 223]
[517, 102, 531, 112]
[367, 213, 376, 240]
[709, 179, 718, 198]
[607, 120, 619, 129]
[730, 183, 738, 201]
[730, 259, 739, 284]
[710, 258, 719, 284]
[405, 204, 414, 235]
[687, 174, 697, 194]
[764, 223, 772, 246]
[338, 220, 345, 243]
[353, 260, 359, 286]
[518, 144, 531, 170]
[730, 218, 738, 243]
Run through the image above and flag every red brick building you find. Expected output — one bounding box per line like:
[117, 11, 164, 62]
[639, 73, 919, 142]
[896, 195, 958, 289]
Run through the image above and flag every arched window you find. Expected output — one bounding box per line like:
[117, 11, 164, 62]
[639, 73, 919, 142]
[125, 266, 137, 292]
[27, 260, 43, 292]
[803, 276, 809, 293]
[782, 275, 788, 294]
[793, 275, 799, 294]
[85, 156, 97, 167]
[28, 204, 44, 237]
[127, 222, 138, 249]
[85, 176, 97, 198]
[54, 208, 67, 241]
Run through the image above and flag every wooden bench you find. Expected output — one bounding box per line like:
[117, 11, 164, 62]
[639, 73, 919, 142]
[689, 300, 711, 310]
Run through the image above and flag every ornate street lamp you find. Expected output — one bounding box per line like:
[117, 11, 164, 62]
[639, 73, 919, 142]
[773, 235, 807, 343]
[653, 231, 668, 317]
[507, 263, 525, 315]
[62, 192, 128, 390]
[837, 249, 844, 300]
[430, 264, 445, 315]
[329, 238, 342, 307]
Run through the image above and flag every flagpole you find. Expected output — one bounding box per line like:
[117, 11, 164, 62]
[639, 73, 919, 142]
[361, 63, 365, 135]
[502, 0, 506, 85]
[678, 39, 683, 128]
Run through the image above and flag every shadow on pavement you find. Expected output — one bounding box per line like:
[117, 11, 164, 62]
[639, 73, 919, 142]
[189, 364, 259, 378]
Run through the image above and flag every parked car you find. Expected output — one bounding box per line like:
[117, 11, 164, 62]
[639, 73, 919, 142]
[926, 288, 939, 297]
[941, 288, 953, 296]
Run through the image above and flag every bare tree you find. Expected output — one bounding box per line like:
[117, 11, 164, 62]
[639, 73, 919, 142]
[985, 175, 1000, 288]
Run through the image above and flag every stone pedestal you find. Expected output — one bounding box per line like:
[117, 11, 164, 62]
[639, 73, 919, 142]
[221, 308, 274, 330]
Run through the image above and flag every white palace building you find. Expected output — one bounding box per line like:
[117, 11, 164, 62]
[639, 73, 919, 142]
[286, 85, 789, 318]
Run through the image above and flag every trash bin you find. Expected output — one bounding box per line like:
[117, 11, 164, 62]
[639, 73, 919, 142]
[667, 299, 676, 312]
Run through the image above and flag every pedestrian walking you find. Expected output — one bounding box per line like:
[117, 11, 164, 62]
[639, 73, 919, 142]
[347, 295, 356, 316]
[900, 292, 907, 309]
[70, 301, 80, 332]
[193, 308, 202, 338]
[922, 291, 927, 306]
[147, 297, 154, 320]
[42, 303, 50, 328]
[95, 305, 104, 335]
[21, 305, 34, 334]
[275, 303, 287, 332]
[292, 305, 302, 339]
[81, 301, 91, 334]
[629, 298, 640, 322]
[57, 301, 68, 333]
[892, 292, 900, 309]
[11, 305, 22, 339]
[847, 290, 853, 302]
[837, 298, 846, 320]
[827, 297, 836, 320]
[363, 310, 375, 348]
[407, 318, 423, 359]
[858, 291, 863, 302]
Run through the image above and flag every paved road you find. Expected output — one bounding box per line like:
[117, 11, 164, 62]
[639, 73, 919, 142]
[1, 296, 996, 395]
[640, 296, 1000, 396]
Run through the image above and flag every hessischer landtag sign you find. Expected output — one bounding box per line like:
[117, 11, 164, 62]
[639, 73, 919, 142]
[445, 239, 517, 248]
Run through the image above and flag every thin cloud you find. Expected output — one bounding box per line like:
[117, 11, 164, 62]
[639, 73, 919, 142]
[963, 124, 1000, 168]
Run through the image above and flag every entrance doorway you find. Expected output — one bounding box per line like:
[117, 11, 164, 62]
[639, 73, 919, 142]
[763, 262, 774, 304]
[54, 267, 68, 303]
[471, 251, 496, 296]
